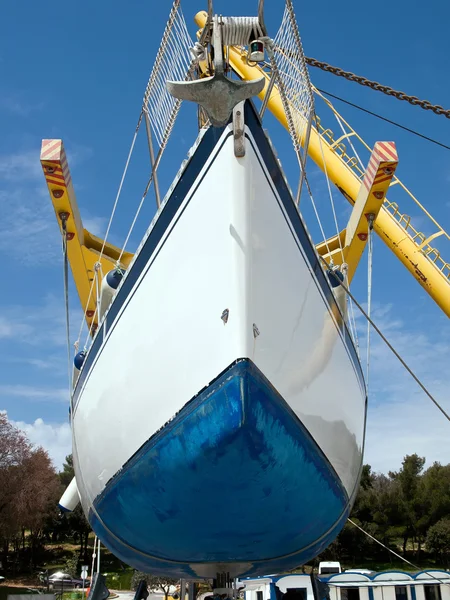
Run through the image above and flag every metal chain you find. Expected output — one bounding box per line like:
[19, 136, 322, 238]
[306, 57, 450, 119]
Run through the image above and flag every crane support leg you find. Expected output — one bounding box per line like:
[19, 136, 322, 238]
[40, 140, 134, 333]
[317, 142, 398, 283]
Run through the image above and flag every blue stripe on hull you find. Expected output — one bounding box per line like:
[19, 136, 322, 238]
[90, 359, 351, 578]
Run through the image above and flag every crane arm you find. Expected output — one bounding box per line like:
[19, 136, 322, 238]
[40, 139, 133, 333]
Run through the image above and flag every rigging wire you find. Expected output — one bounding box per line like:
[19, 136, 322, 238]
[90, 535, 98, 579]
[303, 175, 333, 258]
[61, 215, 72, 393]
[116, 137, 165, 266]
[326, 100, 365, 170]
[74, 277, 95, 353]
[74, 116, 143, 352]
[312, 107, 362, 350]
[316, 88, 450, 152]
[314, 110, 345, 265]
[312, 87, 450, 244]
[347, 519, 450, 587]
[318, 255, 450, 423]
[347, 293, 360, 358]
[95, 262, 103, 318]
[97, 538, 101, 575]
[366, 224, 374, 390]
[99, 116, 143, 261]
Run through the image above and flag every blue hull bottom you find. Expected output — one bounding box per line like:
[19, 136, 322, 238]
[90, 359, 351, 578]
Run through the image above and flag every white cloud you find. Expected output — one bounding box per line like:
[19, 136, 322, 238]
[0, 144, 92, 185]
[0, 316, 33, 339]
[365, 394, 449, 475]
[83, 214, 108, 237]
[11, 416, 71, 470]
[27, 358, 58, 370]
[0, 294, 83, 349]
[0, 187, 61, 265]
[0, 149, 43, 182]
[0, 384, 68, 402]
[356, 302, 450, 473]
[0, 95, 45, 117]
[0, 142, 93, 266]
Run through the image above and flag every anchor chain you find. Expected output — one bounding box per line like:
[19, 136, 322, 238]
[305, 57, 450, 119]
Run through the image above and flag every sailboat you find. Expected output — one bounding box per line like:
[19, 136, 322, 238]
[47, 0, 449, 583]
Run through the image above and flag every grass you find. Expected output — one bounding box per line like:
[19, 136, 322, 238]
[104, 570, 133, 591]
[61, 593, 85, 600]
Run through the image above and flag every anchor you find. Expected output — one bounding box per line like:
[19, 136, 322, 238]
[166, 7, 265, 127]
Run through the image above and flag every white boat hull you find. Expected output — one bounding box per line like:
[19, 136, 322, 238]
[72, 102, 366, 579]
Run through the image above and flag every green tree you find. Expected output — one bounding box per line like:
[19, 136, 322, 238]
[0, 413, 60, 571]
[389, 454, 426, 555]
[59, 454, 75, 487]
[64, 553, 80, 578]
[426, 518, 450, 567]
[360, 464, 375, 491]
[17, 447, 60, 567]
[58, 455, 91, 562]
[420, 463, 450, 528]
[131, 571, 179, 600]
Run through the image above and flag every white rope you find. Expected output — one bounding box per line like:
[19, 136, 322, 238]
[304, 179, 333, 259]
[83, 309, 98, 351]
[143, 1, 194, 148]
[95, 262, 103, 319]
[73, 3, 195, 355]
[190, 42, 207, 63]
[220, 17, 262, 46]
[90, 535, 97, 579]
[72, 2, 194, 356]
[96, 538, 101, 574]
[74, 124, 141, 351]
[348, 295, 360, 357]
[62, 223, 72, 393]
[366, 228, 373, 390]
[343, 264, 360, 356]
[332, 107, 365, 171]
[330, 111, 361, 349]
[83, 265, 100, 349]
[311, 92, 364, 351]
[117, 172, 156, 265]
[116, 112, 173, 265]
[86, 13, 263, 278]
[315, 111, 346, 266]
[75, 275, 96, 353]
[99, 125, 141, 261]
[348, 519, 450, 586]
[273, 1, 314, 168]
[329, 102, 373, 366]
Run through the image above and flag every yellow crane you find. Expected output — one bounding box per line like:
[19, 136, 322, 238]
[40, 139, 133, 334]
[41, 11, 450, 326]
[193, 10, 450, 317]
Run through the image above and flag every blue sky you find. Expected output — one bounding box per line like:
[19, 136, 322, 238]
[0, 0, 449, 473]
